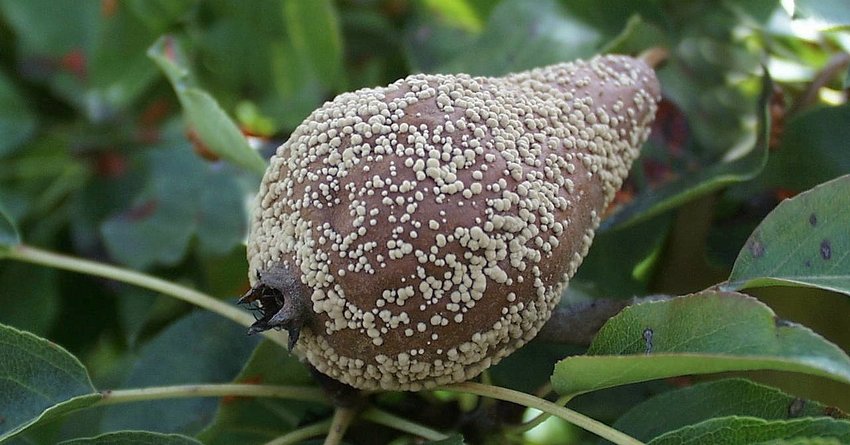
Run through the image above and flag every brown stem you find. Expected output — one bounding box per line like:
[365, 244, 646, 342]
[639, 47, 669, 69]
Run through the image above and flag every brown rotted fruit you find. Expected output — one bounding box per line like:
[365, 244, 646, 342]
[241, 54, 660, 391]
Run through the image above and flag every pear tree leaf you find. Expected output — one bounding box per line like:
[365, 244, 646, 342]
[147, 36, 267, 175]
[552, 291, 850, 396]
[435, 0, 603, 76]
[647, 416, 850, 445]
[610, 378, 847, 443]
[198, 340, 326, 445]
[0, 324, 101, 443]
[726, 175, 850, 297]
[282, 0, 344, 90]
[99, 311, 260, 435]
[0, 71, 37, 157]
[0, 205, 20, 254]
[57, 431, 203, 445]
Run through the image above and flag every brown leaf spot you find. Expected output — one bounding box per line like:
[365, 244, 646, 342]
[821, 240, 832, 260]
[809, 213, 818, 226]
[749, 238, 765, 258]
[823, 406, 848, 419]
[788, 398, 805, 417]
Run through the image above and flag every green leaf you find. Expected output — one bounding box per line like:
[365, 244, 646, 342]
[0, 205, 20, 253]
[198, 340, 325, 445]
[574, 214, 672, 298]
[434, 0, 604, 76]
[0, 0, 99, 56]
[0, 324, 101, 443]
[147, 36, 267, 175]
[756, 438, 844, 445]
[422, 0, 484, 33]
[0, 265, 59, 336]
[551, 291, 850, 396]
[100, 142, 247, 269]
[282, 0, 344, 90]
[761, 105, 850, 193]
[57, 431, 203, 445]
[647, 416, 850, 445]
[0, 71, 37, 157]
[99, 311, 260, 435]
[726, 175, 850, 297]
[611, 378, 847, 443]
[600, 70, 772, 231]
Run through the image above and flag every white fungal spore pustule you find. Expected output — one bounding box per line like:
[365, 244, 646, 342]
[246, 55, 660, 391]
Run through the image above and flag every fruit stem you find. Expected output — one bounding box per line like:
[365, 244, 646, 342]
[639, 46, 669, 69]
[95, 383, 330, 406]
[5, 244, 290, 349]
[439, 382, 644, 445]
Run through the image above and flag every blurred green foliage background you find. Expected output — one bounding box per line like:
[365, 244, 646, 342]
[0, 0, 849, 443]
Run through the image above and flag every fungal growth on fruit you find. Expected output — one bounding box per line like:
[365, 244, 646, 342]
[241, 54, 660, 391]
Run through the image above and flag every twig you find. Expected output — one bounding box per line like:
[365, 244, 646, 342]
[440, 382, 644, 445]
[5, 244, 290, 349]
[94, 383, 330, 406]
[790, 52, 850, 115]
[323, 406, 359, 445]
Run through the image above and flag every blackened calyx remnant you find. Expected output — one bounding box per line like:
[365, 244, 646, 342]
[239, 267, 310, 351]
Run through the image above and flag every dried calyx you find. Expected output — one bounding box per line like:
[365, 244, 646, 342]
[242, 54, 660, 391]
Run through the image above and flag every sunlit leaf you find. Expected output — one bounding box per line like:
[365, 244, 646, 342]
[794, 0, 850, 28]
[0, 324, 101, 443]
[726, 175, 850, 297]
[422, 0, 484, 33]
[647, 416, 850, 445]
[552, 291, 850, 396]
[610, 378, 847, 443]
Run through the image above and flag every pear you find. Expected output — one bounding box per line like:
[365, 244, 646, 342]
[243, 54, 660, 391]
